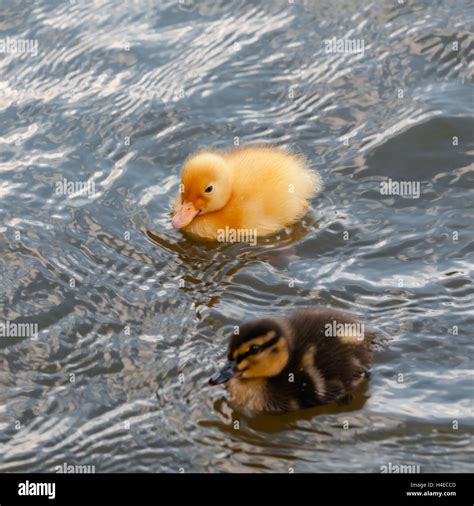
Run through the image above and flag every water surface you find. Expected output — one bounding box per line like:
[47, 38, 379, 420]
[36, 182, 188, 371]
[0, 0, 473, 473]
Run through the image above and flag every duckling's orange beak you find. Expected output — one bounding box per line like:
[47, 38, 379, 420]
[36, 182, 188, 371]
[172, 201, 199, 229]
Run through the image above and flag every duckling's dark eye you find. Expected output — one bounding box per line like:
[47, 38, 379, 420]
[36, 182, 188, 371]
[204, 185, 214, 193]
[249, 344, 261, 354]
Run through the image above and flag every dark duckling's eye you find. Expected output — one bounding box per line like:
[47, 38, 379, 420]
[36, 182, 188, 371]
[249, 344, 261, 354]
[204, 185, 214, 193]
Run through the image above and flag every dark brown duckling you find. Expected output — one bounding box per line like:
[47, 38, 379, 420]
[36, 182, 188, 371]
[209, 308, 375, 415]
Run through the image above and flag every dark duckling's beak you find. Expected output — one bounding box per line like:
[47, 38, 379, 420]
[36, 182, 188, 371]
[209, 360, 239, 386]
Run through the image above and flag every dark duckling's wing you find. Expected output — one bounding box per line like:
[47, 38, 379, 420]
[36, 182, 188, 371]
[287, 308, 375, 405]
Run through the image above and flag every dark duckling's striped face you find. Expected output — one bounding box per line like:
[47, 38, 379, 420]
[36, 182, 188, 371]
[209, 319, 289, 385]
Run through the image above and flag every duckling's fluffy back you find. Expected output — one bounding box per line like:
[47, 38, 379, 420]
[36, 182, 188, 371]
[223, 146, 321, 236]
[290, 309, 372, 382]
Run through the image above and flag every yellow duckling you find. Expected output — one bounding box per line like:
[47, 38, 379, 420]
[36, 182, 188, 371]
[171, 146, 321, 240]
[209, 308, 374, 415]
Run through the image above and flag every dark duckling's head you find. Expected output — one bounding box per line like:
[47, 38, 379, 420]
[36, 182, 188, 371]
[209, 318, 290, 385]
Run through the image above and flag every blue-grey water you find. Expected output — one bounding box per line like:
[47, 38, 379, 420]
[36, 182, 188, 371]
[0, 0, 473, 473]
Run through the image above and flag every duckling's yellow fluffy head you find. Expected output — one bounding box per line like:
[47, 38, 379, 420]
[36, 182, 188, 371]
[209, 319, 289, 385]
[172, 152, 232, 229]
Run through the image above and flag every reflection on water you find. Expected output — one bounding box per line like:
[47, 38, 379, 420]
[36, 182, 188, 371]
[0, 0, 473, 473]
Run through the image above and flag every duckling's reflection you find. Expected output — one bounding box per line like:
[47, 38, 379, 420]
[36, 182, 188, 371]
[244, 381, 371, 433]
[206, 381, 370, 435]
[145, 214, 317, 312]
